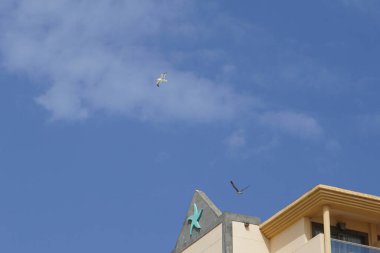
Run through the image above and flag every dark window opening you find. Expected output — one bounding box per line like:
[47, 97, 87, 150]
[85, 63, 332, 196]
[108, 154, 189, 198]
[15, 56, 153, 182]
[312, 222, 368, 245]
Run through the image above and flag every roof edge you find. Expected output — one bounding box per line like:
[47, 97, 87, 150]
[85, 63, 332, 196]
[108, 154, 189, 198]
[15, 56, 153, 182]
[260, 184, 380, 239]
[195, 189, 223, 217]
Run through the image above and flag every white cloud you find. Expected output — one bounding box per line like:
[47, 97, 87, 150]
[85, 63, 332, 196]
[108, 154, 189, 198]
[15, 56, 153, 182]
[0, 0, 250, 122]
[340, 0, 380, 22]
[250, 137, 279, 155]
[0, 0, 328, 144]
[259, 111, 323, 139]
[225, 129, 246, 149]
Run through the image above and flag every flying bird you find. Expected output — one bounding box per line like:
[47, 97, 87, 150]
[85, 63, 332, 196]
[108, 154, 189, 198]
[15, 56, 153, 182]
[156, 72, 167, 87]
[230, 180, 250, 194]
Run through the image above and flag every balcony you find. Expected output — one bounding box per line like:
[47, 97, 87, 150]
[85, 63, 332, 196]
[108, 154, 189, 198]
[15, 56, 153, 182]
[332, 239, 380, 253]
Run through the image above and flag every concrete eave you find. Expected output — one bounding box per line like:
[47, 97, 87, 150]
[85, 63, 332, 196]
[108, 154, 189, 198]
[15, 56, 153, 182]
[260, 184, 380, 239]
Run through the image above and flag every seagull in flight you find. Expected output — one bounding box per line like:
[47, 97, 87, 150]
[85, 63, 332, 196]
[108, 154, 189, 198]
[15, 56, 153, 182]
[156, 72, 167, 87]
[230, 180, 250, 194]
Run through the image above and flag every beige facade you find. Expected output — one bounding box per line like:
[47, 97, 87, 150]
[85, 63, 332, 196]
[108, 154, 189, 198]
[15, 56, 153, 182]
[232, 222, 269, 253]
[182, 224, 222, 253]
[172, 185, 380, 253]
[270, 218, 309, 253]
[294, 234, 324, 253]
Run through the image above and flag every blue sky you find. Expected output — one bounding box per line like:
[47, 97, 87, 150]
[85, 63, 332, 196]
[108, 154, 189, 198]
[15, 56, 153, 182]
[1, 0, 380, 252]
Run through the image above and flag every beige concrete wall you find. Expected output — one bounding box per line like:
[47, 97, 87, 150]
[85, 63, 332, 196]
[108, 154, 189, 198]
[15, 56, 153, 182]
[232, 222, 270, 253]
[270, 218, 309, 253]
[294, 233, 324, 253]
[182, 224, 222, 253]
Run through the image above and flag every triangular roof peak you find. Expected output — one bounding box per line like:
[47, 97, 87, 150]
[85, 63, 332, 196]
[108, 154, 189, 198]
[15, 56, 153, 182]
[171, 189, 261, 253]
[194, 190, 223, 217]
[174, 190, 222, 252]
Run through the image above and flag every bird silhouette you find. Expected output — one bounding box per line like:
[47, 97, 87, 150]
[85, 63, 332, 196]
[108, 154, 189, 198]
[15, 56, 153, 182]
[230, 180, 250, 194]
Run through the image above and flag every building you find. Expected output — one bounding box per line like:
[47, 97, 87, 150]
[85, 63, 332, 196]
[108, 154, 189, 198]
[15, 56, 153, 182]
[171, 185, 380, 253]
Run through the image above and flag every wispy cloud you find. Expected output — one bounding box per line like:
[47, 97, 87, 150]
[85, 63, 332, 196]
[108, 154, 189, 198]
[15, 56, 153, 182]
[0, 0, 251, 122]
[225, 129, 246, 149]
[250, 51, 344, 94]
[356, 113, 380, 136]
[325, 140, 342, 154]
[340, 0, 380, 22]
[340, 0, 380, 11]
[224, 129, 280, 158]
[0, 0, 328, 144]
[259, 111, 323, 139]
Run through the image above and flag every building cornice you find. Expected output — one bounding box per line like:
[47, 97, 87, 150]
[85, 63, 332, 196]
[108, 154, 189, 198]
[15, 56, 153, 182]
[260, 184, 380, 239]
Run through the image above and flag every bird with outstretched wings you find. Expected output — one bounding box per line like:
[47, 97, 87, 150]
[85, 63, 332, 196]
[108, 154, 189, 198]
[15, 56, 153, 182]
[230, 180, 250, 194]
[156, 72, 167, 87]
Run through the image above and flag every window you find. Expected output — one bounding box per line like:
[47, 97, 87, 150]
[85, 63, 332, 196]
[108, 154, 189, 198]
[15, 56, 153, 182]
[312, 222, 368, 245]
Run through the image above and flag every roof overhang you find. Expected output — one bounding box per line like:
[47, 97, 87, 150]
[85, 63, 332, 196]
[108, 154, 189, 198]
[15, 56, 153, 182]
[260, 184, 380, 239]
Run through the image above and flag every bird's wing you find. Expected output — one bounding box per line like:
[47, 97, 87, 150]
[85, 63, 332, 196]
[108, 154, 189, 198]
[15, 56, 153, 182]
[240, 185, 250, 192]
[230, 180, 240, 192]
